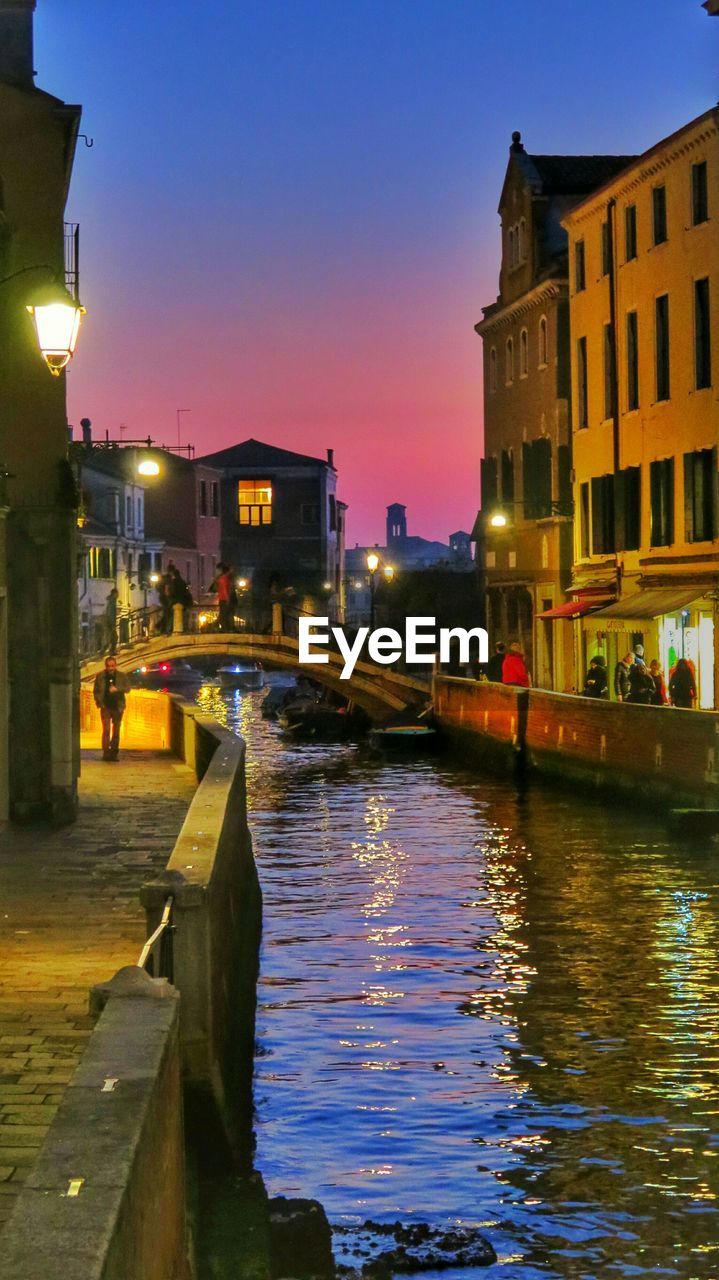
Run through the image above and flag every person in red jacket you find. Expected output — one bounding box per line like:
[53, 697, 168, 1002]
[502, 641, 532, 687]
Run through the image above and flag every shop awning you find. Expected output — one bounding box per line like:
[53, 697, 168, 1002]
[589, 586, 706, 622]
[537, 598, 613, 620]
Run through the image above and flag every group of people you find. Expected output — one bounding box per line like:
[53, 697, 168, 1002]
[583, 645, 697, 708]
[483, 641, 532, 687]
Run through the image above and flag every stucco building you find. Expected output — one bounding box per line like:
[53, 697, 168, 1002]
[0, 0, 82, 819]
[476, 133, 634, 690]
[563, 107, 719, 705]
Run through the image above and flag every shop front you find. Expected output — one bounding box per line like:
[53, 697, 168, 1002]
[582, 586, 716, 708]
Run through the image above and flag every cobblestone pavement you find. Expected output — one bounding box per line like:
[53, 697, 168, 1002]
[0, 749, 196, 1227]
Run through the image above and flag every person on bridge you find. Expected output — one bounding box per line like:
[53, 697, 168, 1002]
[484, 642, 506, 683]
[502, 642, 531, 687]
[582, 654, 608, 698]
[214, 562, 237, 632]
[669, 658, 696, 709]
[93, 656, 131, 761]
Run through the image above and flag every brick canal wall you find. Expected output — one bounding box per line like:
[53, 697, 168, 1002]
[434, 677, 719, 808]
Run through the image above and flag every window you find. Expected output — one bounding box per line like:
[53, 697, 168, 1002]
[519, 327, 528, 377]
[522, 438, 552, 519]
[579, 482, 590, 558]
[238, 479, 272, 526]
[684, 448, 717, 543]
[575, 239, 586, 292]
[655, 294, 670, 401]
[136, 497, 142, 530]
[489, 346, 497, 393]
[626, 311, 639, 411]
[613, 466, 641, 551]
[591, 475, 615, 554]
[603, 322, 615, 420]
[126, 495, 132, 528]
[505, 336, 514, 384]
[625, 204, 637, 260]
[692, 161, 708, 226]
[211, 482, 219, 517]
[577, 336, 588, 427]
[500, 449, 514, 504]
[199, 479, 208, 516]
[88, 546, 116, 580]
[649, 457, 674, 547]
[480, 456, 498, 509]
[518, 218, 526, 262]
[652, 185, 667, 245]
[601, 220, 610, 276]
[695, 277, 711, 390]
[508, 227, 515, 269]
[329, 495, 337, 531]
[538, 315, 548, 367]
[301, 503, 320, 525]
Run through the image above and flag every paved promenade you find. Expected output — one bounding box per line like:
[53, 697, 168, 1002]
[0, 750, 196, 1229]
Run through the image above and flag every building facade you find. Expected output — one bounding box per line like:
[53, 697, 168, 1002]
[564, 108, 719, 705]
[143, 452, 222, 611]
[0, 0, 82, 819]
[197, 438, 345, 626]
[476, 134, 635, 690]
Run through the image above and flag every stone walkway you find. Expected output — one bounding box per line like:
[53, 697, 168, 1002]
[0, 749, 196, 1228]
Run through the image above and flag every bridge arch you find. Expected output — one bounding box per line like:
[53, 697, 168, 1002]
[80, 632, 431, 722]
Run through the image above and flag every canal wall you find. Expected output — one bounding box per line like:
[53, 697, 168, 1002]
[434, 676, 719, 808]
[0, 971, 189, 1280]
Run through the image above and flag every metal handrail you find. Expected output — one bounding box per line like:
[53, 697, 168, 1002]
[138, 895, 174, 981]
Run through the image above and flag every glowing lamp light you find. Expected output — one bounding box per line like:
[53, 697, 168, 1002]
[236, 577, 248, 589]
[323, 580, 333, 591]
[354, 580, 363, 589]
[198, 613, 208, 626]
[26, 287, 85, 376]
[160, 663, 170, 673]
[149, 572, 160, 585]
[137, 456, 160, 477]
[489, 511, 508, 529]
[383, 565, 395, 582]
[366, 551, 380, 573]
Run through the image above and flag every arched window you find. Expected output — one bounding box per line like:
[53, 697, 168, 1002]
[538, 315, 548, 367]
[520, 328, 529, 376]
[518, 218, 526, 262]
[489, 346, 497, 393]
[507, 227, 514, 270]
[505, 336, 514, 385]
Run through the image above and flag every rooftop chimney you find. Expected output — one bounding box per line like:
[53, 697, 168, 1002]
[0, 0, 36, 88]
[327, 448, 334, 468]
[80, 417, 92, 446]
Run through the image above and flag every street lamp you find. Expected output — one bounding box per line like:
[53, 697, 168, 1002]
[383, 565, 395, 582]
[486, 500, 573, 529]
[366, 551, 380, 628]
[137, 455, 161, 477]
[25, 282, 85, 376]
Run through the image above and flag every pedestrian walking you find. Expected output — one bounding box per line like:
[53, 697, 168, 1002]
[104, 587, 119, 655]
[613, 653, 634, 702]
[93, 656, 130, 761]
[669, 658, 696, 709]
[582, 654, 608, 698]
[485, 642, 506, 683]
[502, 641, 531, 687]
[158, 561, 176, 635]
[649, 659, 668, 705]
[626, 659, 655, 704]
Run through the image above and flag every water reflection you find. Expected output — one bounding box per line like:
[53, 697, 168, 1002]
[199, 679, 719, 1278]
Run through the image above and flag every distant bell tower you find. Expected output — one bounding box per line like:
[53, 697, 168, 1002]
[386, 503, 407, 546]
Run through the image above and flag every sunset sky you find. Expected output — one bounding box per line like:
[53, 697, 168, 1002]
[39, 0, 715, 544]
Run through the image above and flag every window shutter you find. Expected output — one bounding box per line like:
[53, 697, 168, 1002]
[535, 438, 552, 517]
[557, 444, 572, 515]
[591, 476, 605, 554]
[626, 467, 640, 550]
[650, 461, 661, 547]
[613, 470, 627, 551]
[684, 452, 695, 543]
[711, 447, 718, 541]
[522, 442, 534, 517]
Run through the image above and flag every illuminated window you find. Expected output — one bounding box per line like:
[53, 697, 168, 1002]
[538, 315, 548, 367]
[238, 479, 272, 526]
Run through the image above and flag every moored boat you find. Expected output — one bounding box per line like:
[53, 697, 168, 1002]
[218, 663, 265, 690]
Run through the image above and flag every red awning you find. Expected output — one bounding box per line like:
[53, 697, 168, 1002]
[537, 598, 613, 620]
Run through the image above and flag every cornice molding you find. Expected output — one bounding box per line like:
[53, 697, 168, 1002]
[475, 278, 566, 337]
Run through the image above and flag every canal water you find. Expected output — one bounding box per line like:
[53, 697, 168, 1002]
[196, 679, 719, 1280]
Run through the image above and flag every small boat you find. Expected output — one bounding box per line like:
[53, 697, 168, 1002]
[280, 696, 369, 739]
[131, 660, 204, 690]
[218, 663, 265, 690]
[261, 684, 296, 719]
[369, 716, 438, 750]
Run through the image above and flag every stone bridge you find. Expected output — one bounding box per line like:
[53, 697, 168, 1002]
[80, 631, 432, 722]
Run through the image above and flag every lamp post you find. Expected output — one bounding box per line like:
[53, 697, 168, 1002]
[366, 551, 380, 629]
